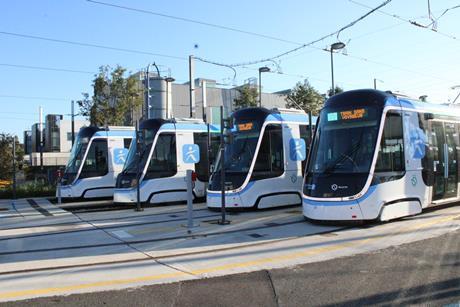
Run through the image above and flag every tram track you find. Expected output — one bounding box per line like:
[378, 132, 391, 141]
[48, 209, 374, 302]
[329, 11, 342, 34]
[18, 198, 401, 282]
[0, 212, 222, 242]
[0, 217, 331, 257]
[0, 223, 351, 276]
[0, 207, 211, 231]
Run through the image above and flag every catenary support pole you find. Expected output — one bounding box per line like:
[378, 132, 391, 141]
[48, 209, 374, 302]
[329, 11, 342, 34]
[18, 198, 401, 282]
[189, 55, 195, 118]
[71, 100, 75, 146]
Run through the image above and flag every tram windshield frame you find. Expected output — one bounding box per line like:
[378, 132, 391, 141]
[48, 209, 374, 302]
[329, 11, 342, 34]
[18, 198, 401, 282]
[209, 111, 281, 191]
[121, 126, 159, 175]
[304, 105, 383, 198]
[63, 127, 101, 185]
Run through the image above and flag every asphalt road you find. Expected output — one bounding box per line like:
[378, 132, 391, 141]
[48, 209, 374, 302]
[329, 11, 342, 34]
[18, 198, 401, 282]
[3, 228, 460, 307]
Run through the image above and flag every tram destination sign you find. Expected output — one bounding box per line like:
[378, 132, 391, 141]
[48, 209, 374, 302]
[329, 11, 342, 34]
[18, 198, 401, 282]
[327, 108, 368, 122]
[237, 122, 254, 131]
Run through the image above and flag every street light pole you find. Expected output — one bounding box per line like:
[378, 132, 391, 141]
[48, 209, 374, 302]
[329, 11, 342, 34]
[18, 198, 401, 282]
[11, 137, 16, 202]
[164, 77, 175, 119]
[329, 42, 346, 96]
[258, 66, 270, 107]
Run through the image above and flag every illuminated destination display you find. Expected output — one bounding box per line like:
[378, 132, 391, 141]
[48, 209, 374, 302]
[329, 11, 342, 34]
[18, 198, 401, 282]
[327, 108, 368, 121]
[340, 108, 367, 120]
[237, 122, 254, 131]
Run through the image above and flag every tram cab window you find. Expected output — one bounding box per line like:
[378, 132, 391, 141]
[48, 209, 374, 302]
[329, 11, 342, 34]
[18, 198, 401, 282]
[251, 124, 284, 180]
[192, 133, 221, 182]
[80, 139, 109, 178]
[374, 111, 405, 180]
[145, 133, 177, 179]
[299, 125, 311, 175]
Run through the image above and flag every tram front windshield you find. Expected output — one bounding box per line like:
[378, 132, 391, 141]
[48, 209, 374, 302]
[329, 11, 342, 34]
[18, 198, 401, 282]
[304, 106, 382, 198]
[121, 128, 157, 174]
[62, 134, 90, 184]
[210, 121, 262, 190]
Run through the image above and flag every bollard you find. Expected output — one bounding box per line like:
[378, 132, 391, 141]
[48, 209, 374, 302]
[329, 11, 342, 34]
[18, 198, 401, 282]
[57, 180, 62, 205]
[186, 169, 194, 232]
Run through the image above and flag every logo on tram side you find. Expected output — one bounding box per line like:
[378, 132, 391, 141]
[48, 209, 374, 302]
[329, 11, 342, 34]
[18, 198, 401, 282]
[290, 138, 306, 161]
[113, 148, 128, 165]
[182, 144, 200, 164]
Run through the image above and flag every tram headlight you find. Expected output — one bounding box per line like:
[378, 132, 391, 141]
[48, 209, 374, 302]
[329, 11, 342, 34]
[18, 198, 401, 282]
[116, 174, 138, 188]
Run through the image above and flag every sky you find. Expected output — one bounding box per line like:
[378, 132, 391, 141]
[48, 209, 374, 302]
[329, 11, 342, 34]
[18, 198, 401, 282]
[1, 0, 459, 141]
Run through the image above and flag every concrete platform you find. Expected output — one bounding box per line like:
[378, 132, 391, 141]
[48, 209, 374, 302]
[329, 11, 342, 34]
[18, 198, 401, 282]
[0, 198, 459, 302]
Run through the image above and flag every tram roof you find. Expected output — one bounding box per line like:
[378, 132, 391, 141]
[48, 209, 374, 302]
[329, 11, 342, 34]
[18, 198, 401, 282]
[325, 89, 460, 118]
[232, 107, 312, 124]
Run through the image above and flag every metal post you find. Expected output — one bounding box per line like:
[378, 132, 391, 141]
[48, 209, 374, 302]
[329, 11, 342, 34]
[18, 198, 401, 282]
[145, 66, 150, 120]
[165, 80, 169, 119]
[186, 169, 194, 233]
[308, 111, 313, 140]
[330, 49, 335, 96]
[135, 120, 143, 212]
[71, 100, 75, 146]
[12, 138, 16, 202]
[218, 106, 229, 225]
[373, 78, 377, 90]
[259, 69, 262, 107]
[189, 55, 195, 118]
[202, 80, 207, 122]
[57, 178, 62, 205]
[39, 106, 44, 170]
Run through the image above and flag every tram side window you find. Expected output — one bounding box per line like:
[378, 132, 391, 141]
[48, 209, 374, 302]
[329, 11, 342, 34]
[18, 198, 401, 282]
[123, 138, 132, 149]
[299, 125, 311, 175]
[80, 139, 109, 178]
[252, 124, 284, 180]
[374, 112, 405, 175]
[145, 133, 177, 179]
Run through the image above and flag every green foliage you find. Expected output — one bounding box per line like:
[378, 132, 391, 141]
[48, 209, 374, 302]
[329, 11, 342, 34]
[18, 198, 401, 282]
[234, 85, 259, 109]
[286, 80, 324, 115]
[78, 65, 143, 126]
[326, 85, 344, 98]
[0, 181, 55, 199]
[0, 134, 24, 180]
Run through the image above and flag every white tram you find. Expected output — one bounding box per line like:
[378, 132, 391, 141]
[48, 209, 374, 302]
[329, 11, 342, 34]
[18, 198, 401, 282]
[114, 118, 220, 204]
[303, 89, 460, 221]
[59, 126, 134, 199]
[207, 107, 315, 209]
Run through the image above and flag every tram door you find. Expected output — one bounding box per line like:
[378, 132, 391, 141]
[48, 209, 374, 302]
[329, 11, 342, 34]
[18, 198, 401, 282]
[431, 121, 458, 201]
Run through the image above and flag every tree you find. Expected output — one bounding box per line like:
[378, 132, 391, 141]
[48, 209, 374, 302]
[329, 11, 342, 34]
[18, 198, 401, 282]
[326, 85, 344, 98]
[78, 65, 143, 126]
[419, 95, 428, 102]
[0, 134, 24, 180]
[286, 80, 324, 115]
[234, 85, 259, 109]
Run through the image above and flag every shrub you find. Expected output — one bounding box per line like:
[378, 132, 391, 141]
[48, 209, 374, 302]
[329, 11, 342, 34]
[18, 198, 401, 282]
[0, 181, 55, 199]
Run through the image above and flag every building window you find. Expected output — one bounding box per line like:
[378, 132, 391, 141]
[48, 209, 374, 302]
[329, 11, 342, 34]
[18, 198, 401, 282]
[67, 132, 73, 141]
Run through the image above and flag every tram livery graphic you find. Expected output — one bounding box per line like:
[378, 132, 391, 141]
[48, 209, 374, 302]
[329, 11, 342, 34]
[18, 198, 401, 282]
[207, 107, 314, 209]
[303, 89, 460, 221]
[114, 118, 220, 204]
[59, 126, 134, 199]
